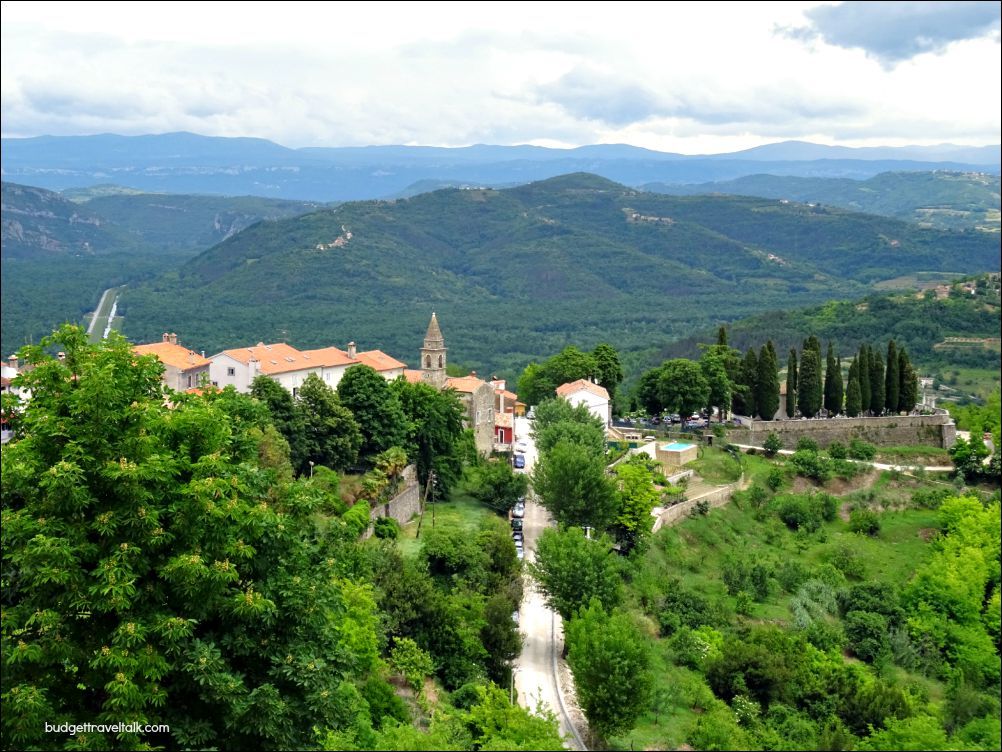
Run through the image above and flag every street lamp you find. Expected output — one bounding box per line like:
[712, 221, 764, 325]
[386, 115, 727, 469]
[309, 460, 314, 478]
[509, 666, 520, 705]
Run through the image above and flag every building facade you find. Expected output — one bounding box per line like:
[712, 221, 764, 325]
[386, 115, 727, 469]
[133, 333, 211, 392]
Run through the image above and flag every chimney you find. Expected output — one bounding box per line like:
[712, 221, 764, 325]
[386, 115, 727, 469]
[347, 341, 357, 359]
[470, 370, 477, 378]
[248, 358, 259, 380]
[169, 333, 178, 345]
[162, 332, 170, 343]
[57, 352, 66, 361]
[201, 350, 206, 358]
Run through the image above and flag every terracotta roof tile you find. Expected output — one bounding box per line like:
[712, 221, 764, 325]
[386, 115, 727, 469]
[134, 342, 211, 371]
[446, 374, 488, 393]
[555, 379, 609, 400]
[403, 369, 425, 384]
[300, 346, 356, 368]
[355, 350, 406, 372]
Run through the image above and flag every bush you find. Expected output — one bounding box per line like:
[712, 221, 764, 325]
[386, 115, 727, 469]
[828, 440, 848, 459]
[911, 487, 952, 509]
[796, 436, 820, 452]
[776, 560, 811, 593]
[849, 508, 881, 536]
[844, 610, 890, 663]
[766, 466, 785, 492]
[690, 499, 710, 517]
[827, 542, 866, 579]
[790, 449, 832, 483]
[373, 516, 400, 539]
[763, 432, 783, 456]
[848, 438, 877, 461]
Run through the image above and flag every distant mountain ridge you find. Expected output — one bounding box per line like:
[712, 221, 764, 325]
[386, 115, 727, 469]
[118, 172, 1001, 377]
[2, 132, 998, 201]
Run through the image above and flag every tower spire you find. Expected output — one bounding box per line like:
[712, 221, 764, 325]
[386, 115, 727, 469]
[421, 312, 447, 389]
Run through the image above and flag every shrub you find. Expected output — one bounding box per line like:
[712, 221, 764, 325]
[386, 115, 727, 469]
[796, 436, 819, 452]
[766, 466, 785, 492]
[847, 438, 877, 461]
[828, 440, 848, 459]
[776, 560, 811, 593]
[844, 610, 890, 663]
[790, 449, 831, 483]
[690, 499, 710, 517]
[763, 432, 783, 456]
[373, 516, 400, 539]
[849, 508, 881, 536]
[911, 487, 952, 509]
[827, 542, 866, 579]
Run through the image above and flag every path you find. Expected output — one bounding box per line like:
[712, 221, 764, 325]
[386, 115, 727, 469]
[512, 416, 587, 750]
[85, 285, 125, 342]
[730, 443, 953, 473]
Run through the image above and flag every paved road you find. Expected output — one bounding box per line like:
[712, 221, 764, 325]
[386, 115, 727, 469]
[512, 416, 585, 750]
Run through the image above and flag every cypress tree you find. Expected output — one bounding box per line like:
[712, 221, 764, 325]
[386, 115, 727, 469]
[869, 351, 885, 416]
[857, 345, 871, 415]
[885, 340, 899, 414]
[736, 347, 758, 417]
[717, 326, 728, 347]
[798, 346, 823, 418]
[846, 360, 862, 417]
[757, 342, 780, 421]
[785, 348, 798, 419]
[823, 343, 840, 415]
[898, 348, 919, 413]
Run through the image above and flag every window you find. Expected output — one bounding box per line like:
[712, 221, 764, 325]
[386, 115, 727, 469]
[227, 367, 236, 377]
[187, 375, 192, 387]
[425, 356, 431, 368]
[292, 387, 299, 398]
[438, 355, 443, 368]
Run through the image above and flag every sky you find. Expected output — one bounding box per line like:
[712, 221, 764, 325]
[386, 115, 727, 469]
[2, 1, 999, 154]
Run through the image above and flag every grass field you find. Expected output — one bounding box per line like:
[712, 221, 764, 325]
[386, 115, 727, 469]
[397, 479, 496, 559]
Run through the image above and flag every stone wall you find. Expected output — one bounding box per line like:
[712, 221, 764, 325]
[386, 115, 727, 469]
[743, 413, 956, 450]
[652, 483, 739, 532]
[367, 465, 421, 534]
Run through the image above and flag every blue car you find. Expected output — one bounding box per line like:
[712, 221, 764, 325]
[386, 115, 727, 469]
[513, 455, 526, 469]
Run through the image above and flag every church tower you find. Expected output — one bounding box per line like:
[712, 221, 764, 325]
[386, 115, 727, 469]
[421, 312, 447, 390]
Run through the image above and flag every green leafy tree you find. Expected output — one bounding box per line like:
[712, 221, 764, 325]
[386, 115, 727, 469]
[532, 440, 618, 530]
[797, 346, 823, 418]
[1, 326, 381, 750]
[299, 372, 363, 472]
[480, 592, 523, 686]
[757, 342, 780, 420]
[701, 345, 736, 421]
[658, 359, 711, 419]
[469, 459, 529, 515]
[869, 350, 885, 416]
[824, 343, 844, 415]
[529, 528, 622, 621]
[846, 359, 863, 417]
[565, 599, 653, 741]
[636, 367, 665, 415]
[884, 340, 899, 414]
[516, 362, 551, 408]
[611, 458, 661, 553]
[392, 378, 466, 494]
[786, 348, 798, 419]
[592, 343, 624, 405]
[251, 374, 308, 471]
[390, 637, 436, 691]
[337, 365, 410, 462]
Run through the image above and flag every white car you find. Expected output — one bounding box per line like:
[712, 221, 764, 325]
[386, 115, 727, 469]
[515, 440, 529, 453]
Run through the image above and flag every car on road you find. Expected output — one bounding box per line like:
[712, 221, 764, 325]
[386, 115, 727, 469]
[512, 532, 523, 544]
[516, 548, 525, 561]
[512, 502, 525, 518]
[512, 611, 520, 626]
[515, 439, 529, 453]
[513, 455, 526, 469]
[511, 518, 523, 531]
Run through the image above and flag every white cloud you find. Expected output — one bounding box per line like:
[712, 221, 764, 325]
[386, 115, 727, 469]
[1, 1, 998, 152]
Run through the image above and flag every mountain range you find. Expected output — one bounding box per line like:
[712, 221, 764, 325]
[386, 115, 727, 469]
[2, 132, 998, 201]
[115, 173, 1000, 377]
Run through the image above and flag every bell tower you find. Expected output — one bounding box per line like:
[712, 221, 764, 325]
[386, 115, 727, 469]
[421, 312, 447, 390]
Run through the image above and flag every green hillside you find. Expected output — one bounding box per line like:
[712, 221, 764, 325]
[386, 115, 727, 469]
[0, 183, 324, 353]
[644, 171, 1001, 232]
[119, 174, 1000, 375]
[657, 274, 1001, 388]
[83, 192, 325, 251]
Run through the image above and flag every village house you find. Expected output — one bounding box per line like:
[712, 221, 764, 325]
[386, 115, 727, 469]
[555, 378, 611, 428]
[133, 333, 211, 392]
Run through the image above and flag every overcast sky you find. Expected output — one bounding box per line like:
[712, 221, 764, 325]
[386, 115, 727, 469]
[2, 1, 999, 153]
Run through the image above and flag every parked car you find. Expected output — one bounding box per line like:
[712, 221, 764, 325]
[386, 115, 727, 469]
[513, 503, 525, 518]
[512, 611, 520, 626]
[515, 439, 529, 452]
[516, 548, 525, 561]
[513, 455, 526, 469]
[511, 518, 523, 531]
[512, 531, 523, 544]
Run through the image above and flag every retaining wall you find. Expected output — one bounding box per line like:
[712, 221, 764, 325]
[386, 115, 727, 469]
[652, 483, 740, 532]
[742, 414, 956, 450]
[366, 465, 421, 535]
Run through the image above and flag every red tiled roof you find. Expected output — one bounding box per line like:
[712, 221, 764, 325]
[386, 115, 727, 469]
[134, 342, 211, 371]
[446, 374, 488, 393]
[300, 346, 356, 368]
[355, 350, 406, 372]
[403, 369, 425, 384]
[217, 343, 317, 375]
[555, 379, 609, 400]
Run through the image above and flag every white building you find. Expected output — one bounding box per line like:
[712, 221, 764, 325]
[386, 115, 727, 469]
[209, 341, 405, 396]
[555, 378, 611, 427]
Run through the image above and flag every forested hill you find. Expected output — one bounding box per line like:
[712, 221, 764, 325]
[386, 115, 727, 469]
[119, 173, 1001, 376]
[657, 274, 1002, 371]
[1, 182, 148, 258]
[643, 171, 1001, 232]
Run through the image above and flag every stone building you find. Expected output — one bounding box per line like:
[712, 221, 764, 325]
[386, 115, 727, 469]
[133, 333, 211, 392]
[405, 313, 495, 455]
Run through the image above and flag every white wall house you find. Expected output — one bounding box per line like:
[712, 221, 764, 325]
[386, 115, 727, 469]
[209, 341, 406, 395]
[555, 379, 611, 427]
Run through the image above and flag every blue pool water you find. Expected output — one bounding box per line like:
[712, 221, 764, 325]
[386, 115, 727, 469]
[662, 442, 695, 451]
